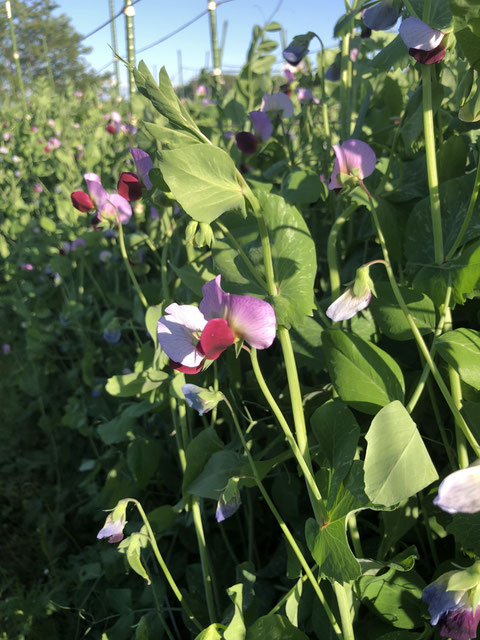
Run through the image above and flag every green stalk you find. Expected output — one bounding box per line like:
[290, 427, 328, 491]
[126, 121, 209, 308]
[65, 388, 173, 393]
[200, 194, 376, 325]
[124, 0, 136, 103]
[215, 220, 268, 291]
[223, 396, 343, 640]
[422, 60, 443, 264]
[334, 582, 354, 640]
[208, 0, 222, 98]
[365, 187, 480, 458]
[340, 32, 351, 141]
[249, 348, 327, 524]
[6, 0, 26, 110]
[327, 203, 357, 300]
[446, 147, 480, 260]
[116, 214, 148, 308]
[132, 500, 203, 630]
[109, 0, 120, 96]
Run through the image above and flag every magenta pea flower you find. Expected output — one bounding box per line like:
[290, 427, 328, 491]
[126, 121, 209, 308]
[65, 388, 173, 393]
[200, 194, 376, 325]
[399, 17, 446, 65]
[328, 139, 376, 190]
[422, 565, 480, 640]
[157, 276, 276, 374]
[433, 465, 480, 514]
[77, 173, 132, 224]
[260, 92, 294, 119]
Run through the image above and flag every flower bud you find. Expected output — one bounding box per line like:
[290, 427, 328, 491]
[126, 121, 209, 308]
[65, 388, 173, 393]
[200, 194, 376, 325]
[71, 190, 94, 212]
[182, 384, 224, 416]
[117, 172, 142, 201]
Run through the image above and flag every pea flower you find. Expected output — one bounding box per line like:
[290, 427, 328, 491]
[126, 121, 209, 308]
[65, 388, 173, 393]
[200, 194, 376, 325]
[297, 88, 320, 105]
[216, 478, 241, 522]
[326, 265, 374, 322]
[325, 62, 341, 82]
[260, 92, 294, 119]
[283, 32, 314, 66]
[434, 464, 480, 514]
[363, 1, 400, 31]
[235, 132, 258, 155]
[97, 500, 128, 543]
[2, 344, 11, 355]
[157, 275, 276, 374]
[196, 84, 209, 97]
[399, 17, 446, 65]
[422, 564, 480, 640]
[235, 111, 273, 154]
[328, 139, 376, 190]
[117, 148, 153, 201]
[181, 384, 224, 416]
[71, 173, 132, 224]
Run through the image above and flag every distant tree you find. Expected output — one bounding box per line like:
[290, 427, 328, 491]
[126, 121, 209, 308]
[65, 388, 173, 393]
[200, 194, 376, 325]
[0, 0, 109, 94]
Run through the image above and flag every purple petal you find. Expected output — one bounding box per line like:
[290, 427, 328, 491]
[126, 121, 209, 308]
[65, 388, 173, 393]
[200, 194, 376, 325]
[182, 383, 210, 415]
[363, 2, 400, 30]
[409, 43, 446, 65]
[130, 148, 153, 190]
[433, 466, 480, 514]
[326, 286, 372, 322]
[399, 17, 444, 51]
[328, 144, 348, 190]
[216, 496, 241, 522]
[105, 194, 132, 224]
[325, 63, 341, 82]
[260, 92, 294, 118]
[422, 577, 464, 625]
[97, 518, 125, 543]
[84, 173, 108, 209]
[199, 276, 229, 320]
[249, 110, 273, 142]
[157, 304, 206, 368]
[438, 607, 480, 640]
[341, 139, 377, 179]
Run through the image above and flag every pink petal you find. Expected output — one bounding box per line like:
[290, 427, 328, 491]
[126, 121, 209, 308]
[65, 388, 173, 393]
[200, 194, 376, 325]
[130, 148, 153, 190]
[228, 293, 277, 349]
[199, 276, 229, 320]
[157, 304, 206, 368]
[399, 17, 444, 52]
[84, 173, 108, 209]
[106, 193, 132, 224]
[341, 139, 377, 179]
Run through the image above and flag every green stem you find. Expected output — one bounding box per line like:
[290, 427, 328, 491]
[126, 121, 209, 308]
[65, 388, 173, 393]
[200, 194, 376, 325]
[426, 378, 457, 470]
[133, 500, 203, 631]
[223, 396, 343, 640]
[348, 514, 363, 558]
[340, 33, 351, 141]
[109, 0, 120, 95]
[249, 348, 327, 523]
[327, 203, 357, 300]
[208, 0, 222, 98]
[6, 0, 26, 110]
[116, 214, 148, 308]
[215, 220, 268, 291]
[334, 582, 355, 640]
[191, 497, 217, 623]
[449, 361, 469, 469]
[422, 64, 443, 264]
[365, 188, 480, 458]
[446, 147, 480, 260]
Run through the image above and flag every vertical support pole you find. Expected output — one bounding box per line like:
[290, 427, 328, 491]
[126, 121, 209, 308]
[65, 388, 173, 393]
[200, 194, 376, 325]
[41, 35, 55, 92]
[109, 0, 120, 96]
[207, 1, 221, 98]
[177, 49, 183, 95]
[5, 0, 26, 109]
[124, 0, 136, 103]
[219, 19, 228, 66]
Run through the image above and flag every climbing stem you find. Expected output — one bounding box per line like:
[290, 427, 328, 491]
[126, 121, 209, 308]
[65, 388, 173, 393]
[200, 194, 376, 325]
[334, 582, 355, 640]
[340, 33, 351, 140]
[116, 215, 148, 308]
[223, 396, 343, 640]
[327, 203, 358, 300]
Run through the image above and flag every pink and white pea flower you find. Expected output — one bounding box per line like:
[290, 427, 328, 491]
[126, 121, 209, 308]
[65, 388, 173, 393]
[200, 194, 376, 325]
[328, 139, 376, 190]
[157, 276, 277, 374]
[326, 286, 372, 322]
[260, 92, 295, 119]
[297, 88, 320, 105]
[399, 17, 446, 65]
[79, 173, 132, 224]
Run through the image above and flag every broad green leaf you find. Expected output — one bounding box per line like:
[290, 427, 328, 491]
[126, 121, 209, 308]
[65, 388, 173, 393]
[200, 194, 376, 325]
[170, 262, 216, 297]
[405, 173, 480, 265]
[322, 330, 405, 414]
[246, 614, 309, 639]
[310, 399, 360, 508]
[369, 282, 436, 341]
[159, 146, 246, 223]
[135, 616, 149, 640]
[98, 401, 159, 444]
[143, 121, 200, 148]
[250, 55, 276, 74]
[186, 450, 243, 499]
[143, 505, 177, 534]
[438, 136, 468, 182]
[105, 368, 168, 397]
[446, 512, 480, 554]
[40, 216, 56, 232]
[364, 401, 438, 507]
[224, 584, 246, 640]
[410, 0, 452, 29]
[455, 27, 480, 73]
[305, 517, 361, 583]
[182, 427, 224, 493]
[290, 313, 324, 371]
[127, 438, 162, 489]
[118, 533, 151, 583]
[280, 169, 326, 205]
[285, 579, 302, 627]
[357, 571, 426, 629]
[436, 329, 480, 390]
[194, 625, 225, 640]
[264, 21, 282, 31]
[371, 35, 410, 73]
[413, 239, 480, 306]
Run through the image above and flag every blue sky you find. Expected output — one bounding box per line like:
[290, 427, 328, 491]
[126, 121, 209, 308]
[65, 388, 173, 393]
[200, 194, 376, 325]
[53, 0, 342, 88]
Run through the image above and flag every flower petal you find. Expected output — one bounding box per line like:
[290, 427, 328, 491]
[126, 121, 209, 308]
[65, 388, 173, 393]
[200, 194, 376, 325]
[433, 466, 480, 514]
[399, 17, 444, 52]
[117, 172, 142, 201]
[342, 139, 377, 179]
[326, 286, 372, 322]
[130, 148, 153, 190]
[235, 131, 258, 155]
[438, 607, 480, 640]
[260, 92, 294, 118]
[199, 275, 229, 320]
[422, 574, 464, 625]
[199, 318, 235, 360]
[157, 303, 207, 367]
[84, 173, 108, 209]
[227, 293, 277, 349]
[170, 359, 205, 374]
[363, 2, 400, 31]
[409, 43, 446, 65]
[249, 110, 273, 141]
[107, 193, 132, 224]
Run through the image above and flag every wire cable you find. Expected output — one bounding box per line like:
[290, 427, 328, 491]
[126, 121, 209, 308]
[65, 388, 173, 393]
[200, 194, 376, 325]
[80, 0, 142, 41]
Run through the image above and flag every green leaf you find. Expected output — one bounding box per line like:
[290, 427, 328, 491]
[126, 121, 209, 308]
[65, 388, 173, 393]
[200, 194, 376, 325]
[159, 145, 246, 223]
[98, 401, 158, 445]
[118, 533, 151, 583]
[186, 450, 243, 499]
[170, 262, 216, 297]
[368, 282, 436, 341]
[455, 27, 480, 72]
[446, 512, 480, 554]
[305, 517, 361, 583]
[250, 55, 277, 74]
[264, 21, 282, 31]
[182, 427, 224, 494]
[405, 173, 480, 265]
[310, 399, 360, 508]
[436, 329, 480, 390]
[322, 330, 405, 414]
[145, 303, 163, 349]
[371, 35, 410, 73]
[410, 0, 452, 29]
[143, 121, 200, 148]
[438, 136, 468, 182]
[105, 368, 169, 398]
[224, 584, 246, 640]
[246, 614, 309, 639]
[280, 169, 326, 205]
[364, 401, 438, 507]
[194, 624, 225, 640]
[127, 438, 162, 489]
[39, 216, 56, 232]
[357, 571, 426, 629]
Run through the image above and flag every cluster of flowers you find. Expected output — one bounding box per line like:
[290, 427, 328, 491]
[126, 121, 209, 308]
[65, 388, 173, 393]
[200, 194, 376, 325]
[105, 111, 137, 136]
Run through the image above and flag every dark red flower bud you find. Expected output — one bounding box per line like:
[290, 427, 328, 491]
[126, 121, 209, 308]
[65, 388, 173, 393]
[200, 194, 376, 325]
[117, 171, 142, 201]
[71, 190, 94, 212]
[361, 26, 372, 38]
[235, 132, 258, 155]
[409, 43, 446, 65]
[106, 124, 116, 134]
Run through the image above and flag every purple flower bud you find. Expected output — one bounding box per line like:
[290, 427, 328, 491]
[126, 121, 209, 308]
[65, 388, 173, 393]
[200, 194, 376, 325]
[235, 131, 258, 155]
